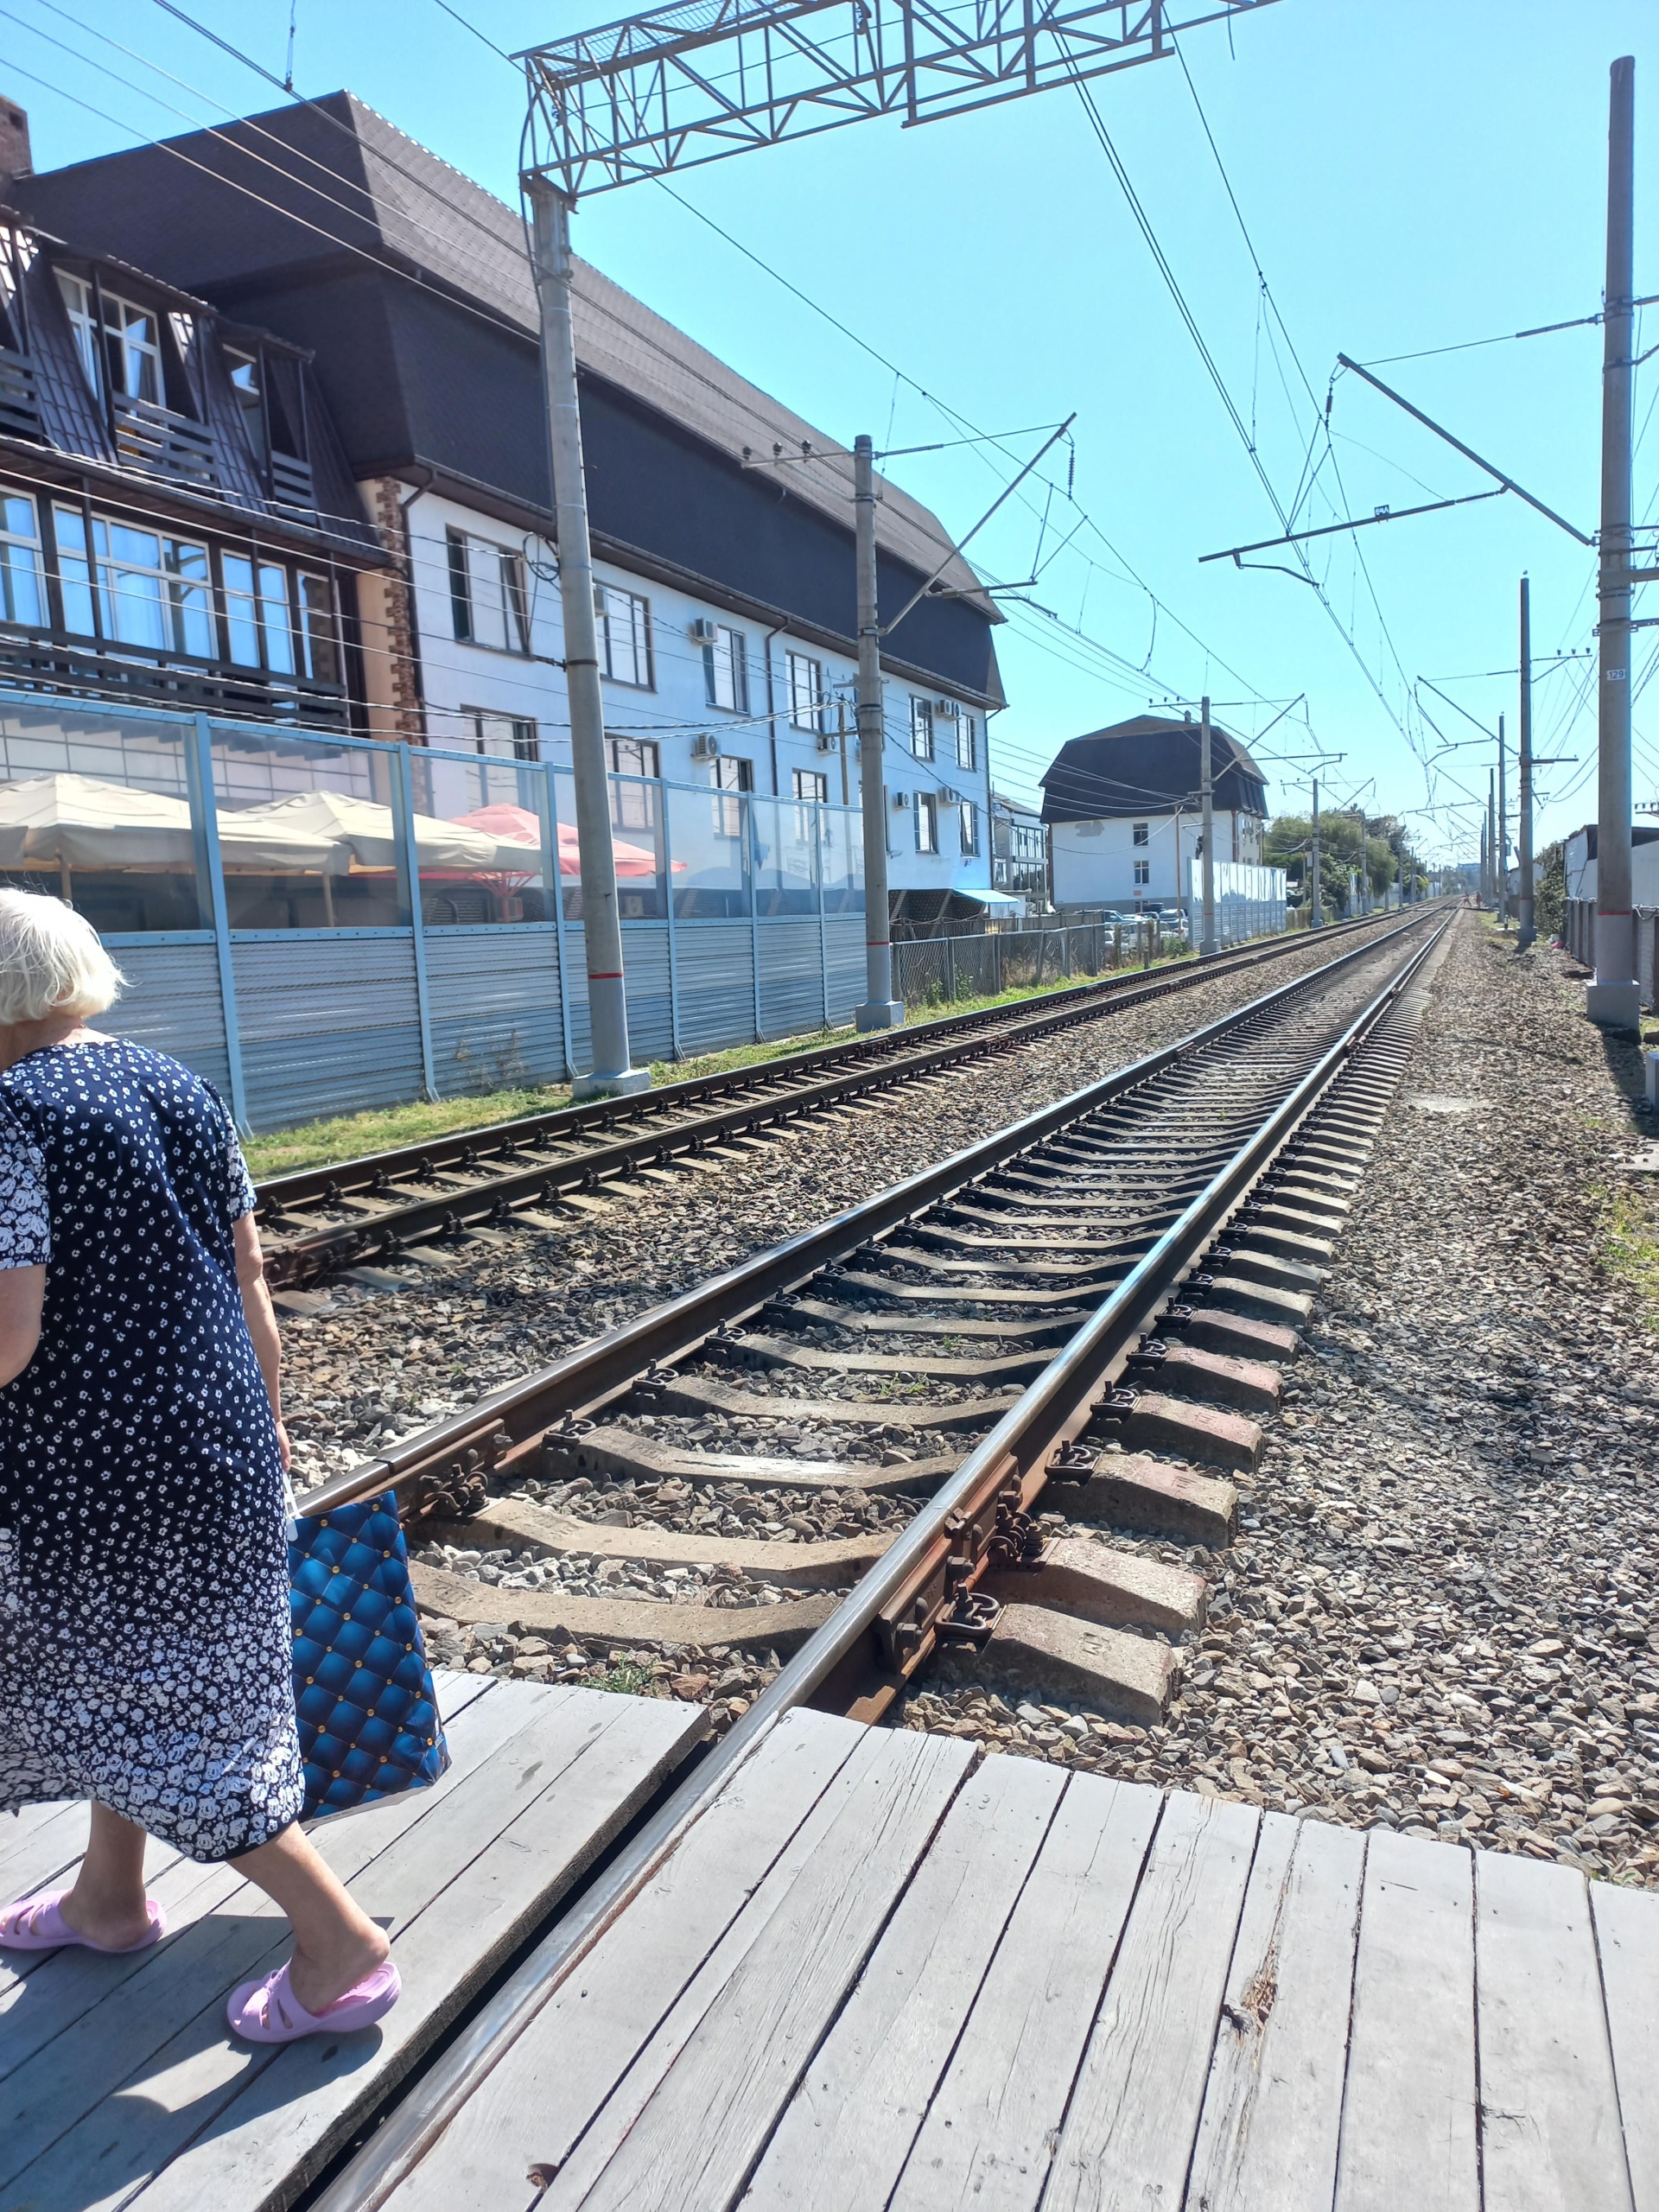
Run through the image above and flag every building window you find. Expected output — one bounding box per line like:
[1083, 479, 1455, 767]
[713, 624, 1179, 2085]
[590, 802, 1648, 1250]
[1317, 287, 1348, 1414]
[914, 791, 939, 854]
[56, 273, 164, 405]
[464, 709, 540, 760]
[596, 582, 653, 688]
[792, 769, 829, 803]
[959, 800, 980, 856]
[226, 349, 266, 464]
[709, 753, 752, 836]
[910, 696, 935, 761]
[1133, 859, 1150, 887]
[608, 736, 659, 780]
[787, 652, 825, 733]
[448, 529, 530, 654]
[703, 625, 749, 712]
[221, 553, 296, 674]
[0, 493, 44, 626]
[607, 735, 659, 832]
[1132, 821, 1149, 846]
[55, 507, 212, 657]
[957, 714, 976, 772]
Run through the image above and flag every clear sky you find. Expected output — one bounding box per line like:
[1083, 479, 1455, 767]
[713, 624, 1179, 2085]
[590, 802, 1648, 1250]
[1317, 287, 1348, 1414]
[4, 0, 1656, 866]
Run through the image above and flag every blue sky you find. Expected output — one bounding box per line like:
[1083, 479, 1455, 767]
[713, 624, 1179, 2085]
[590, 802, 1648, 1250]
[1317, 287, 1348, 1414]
[4, 0, 1656, 864]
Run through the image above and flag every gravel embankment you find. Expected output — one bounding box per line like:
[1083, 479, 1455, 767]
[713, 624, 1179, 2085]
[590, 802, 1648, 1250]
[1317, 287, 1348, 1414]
[902, 917, 1659, 1886]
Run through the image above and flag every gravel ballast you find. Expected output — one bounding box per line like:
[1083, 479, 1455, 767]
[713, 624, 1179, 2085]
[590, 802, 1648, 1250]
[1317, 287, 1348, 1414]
[901, 918, 1659, 1885]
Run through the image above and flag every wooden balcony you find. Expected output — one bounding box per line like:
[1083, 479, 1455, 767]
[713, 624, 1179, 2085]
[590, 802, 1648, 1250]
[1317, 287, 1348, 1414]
[0, 627, 351, 732]
[0, 346, 43, 443]
[111, 393, 218, 489]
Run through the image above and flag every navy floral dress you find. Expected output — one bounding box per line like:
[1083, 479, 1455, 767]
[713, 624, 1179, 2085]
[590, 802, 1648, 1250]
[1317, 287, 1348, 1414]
[0, 1039, 302, 1862]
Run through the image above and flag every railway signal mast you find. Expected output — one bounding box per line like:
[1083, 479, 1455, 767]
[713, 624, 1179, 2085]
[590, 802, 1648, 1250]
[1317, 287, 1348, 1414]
[516, 0, 1281, 1081]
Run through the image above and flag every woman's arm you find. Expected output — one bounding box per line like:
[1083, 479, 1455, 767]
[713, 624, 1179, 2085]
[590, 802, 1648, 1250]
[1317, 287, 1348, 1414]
[0, 1263, 42, 1387]
[232, 1213, 289, 1472]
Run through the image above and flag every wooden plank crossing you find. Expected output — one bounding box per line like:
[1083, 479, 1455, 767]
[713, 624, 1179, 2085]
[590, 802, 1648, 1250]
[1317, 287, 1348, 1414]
[377, 1708, 1659, 2212]
[0, 1672, 702, 2212]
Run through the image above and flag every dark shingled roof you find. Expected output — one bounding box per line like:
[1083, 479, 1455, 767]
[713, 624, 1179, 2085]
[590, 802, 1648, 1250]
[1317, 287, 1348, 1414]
[10, 91, 992, 612]
[1039, 715, 1268, 824]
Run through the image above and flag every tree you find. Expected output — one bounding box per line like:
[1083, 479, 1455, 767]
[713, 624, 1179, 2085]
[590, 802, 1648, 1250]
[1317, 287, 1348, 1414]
[1535, 839, 1566, 938]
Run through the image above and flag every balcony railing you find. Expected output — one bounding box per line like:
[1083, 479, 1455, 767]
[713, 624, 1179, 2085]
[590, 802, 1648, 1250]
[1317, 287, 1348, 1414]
[0, 347, 42, 443]
[111, 394, 218, 490]
[268, 448, 316, 512]
[0, 626, 351, 731]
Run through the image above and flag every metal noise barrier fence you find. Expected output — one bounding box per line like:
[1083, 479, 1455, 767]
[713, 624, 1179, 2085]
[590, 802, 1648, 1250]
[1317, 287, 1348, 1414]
[1560, 901, 1656, 1007]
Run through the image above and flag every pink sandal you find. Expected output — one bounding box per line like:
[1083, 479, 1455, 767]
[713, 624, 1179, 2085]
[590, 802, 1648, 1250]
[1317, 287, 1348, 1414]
[0, 1891, 166, 1955]
[226, 1956, 401, 2043]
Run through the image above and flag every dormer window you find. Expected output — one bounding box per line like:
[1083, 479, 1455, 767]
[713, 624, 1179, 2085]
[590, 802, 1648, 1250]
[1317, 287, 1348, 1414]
[56, 271, 162, 404]
[226, 349, 266, 463]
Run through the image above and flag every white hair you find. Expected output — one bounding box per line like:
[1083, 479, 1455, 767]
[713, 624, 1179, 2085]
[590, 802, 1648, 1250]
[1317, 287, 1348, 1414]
[0, 889, 124, 1026]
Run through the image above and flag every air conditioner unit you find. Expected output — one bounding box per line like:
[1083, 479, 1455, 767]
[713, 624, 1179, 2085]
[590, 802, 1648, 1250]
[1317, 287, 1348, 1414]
[687, 618, 718, 645]
[933, 698, 961, 718]
[689, 734, 721, 762]
[938, 787, 963, 806]
[892, 789, 912, 810]
[815, 731, 838, 753]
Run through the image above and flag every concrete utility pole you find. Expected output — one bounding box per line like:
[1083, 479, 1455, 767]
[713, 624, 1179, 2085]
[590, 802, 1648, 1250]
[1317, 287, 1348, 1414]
[1589, 54, 1641, 1028]
[1487, 771, 1497, 909]
[1198, 695, 1217, 955]
[1496, 714, 1509, 925]
[854, 433, 903, 1030]
[525, 177, 649, 1097]
[1311, 777, 1323, 927]
[1517, 575, 1535, 946]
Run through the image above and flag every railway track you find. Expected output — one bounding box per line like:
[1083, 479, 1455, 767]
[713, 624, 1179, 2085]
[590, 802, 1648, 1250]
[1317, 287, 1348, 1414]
[257, 906, 1427, 1287]
[301, 907, 1449, 2212]
[302, 910, 1445, 1705]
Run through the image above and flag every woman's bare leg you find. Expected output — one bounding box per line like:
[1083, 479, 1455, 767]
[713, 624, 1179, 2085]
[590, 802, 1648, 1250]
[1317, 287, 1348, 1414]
[57, 1801, 155, 1949]
[230, 1823, 390, 2015]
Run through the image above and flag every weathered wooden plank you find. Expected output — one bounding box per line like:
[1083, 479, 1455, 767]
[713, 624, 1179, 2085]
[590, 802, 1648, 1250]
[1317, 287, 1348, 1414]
[1185, 1812, 1366, 2212]
[888, 1767, 1160, 2212]
[385, 1710, 874, 2212]
[1041, 1791, 1260, 2212]
[1592, 1880, 1659, 2211]
[1475, 1850, 1634, 2212]
[132, 1693, 705, 2212]
[0, 1672, 512, 2088]
[564, 1727, 975, 2212]
[0, 1681, 594, 2209]
[1332, 1831, 1478, 2212]
[743, 1753, 1066, 2209]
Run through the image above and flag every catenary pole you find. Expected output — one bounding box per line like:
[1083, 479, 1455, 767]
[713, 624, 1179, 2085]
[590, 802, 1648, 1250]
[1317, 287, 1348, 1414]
[854, 432, 903, 1029]
[1497, 712, 1509, 925]
[1198, 695, 1217, 955]
[1589, 54, 1641, 1027]
[525, 176, 649, 1097]
[1311, 777, 1323, 927]
[1517, 575, 1536, 947]
[1487, 771, 1497, 909]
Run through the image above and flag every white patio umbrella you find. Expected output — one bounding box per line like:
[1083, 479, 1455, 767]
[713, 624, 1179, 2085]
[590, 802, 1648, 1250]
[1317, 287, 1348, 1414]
[225, 789, 499, 873]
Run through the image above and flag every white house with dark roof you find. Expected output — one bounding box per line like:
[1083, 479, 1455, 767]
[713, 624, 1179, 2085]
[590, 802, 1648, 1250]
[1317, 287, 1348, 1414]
[1041, 714, 1269, 915]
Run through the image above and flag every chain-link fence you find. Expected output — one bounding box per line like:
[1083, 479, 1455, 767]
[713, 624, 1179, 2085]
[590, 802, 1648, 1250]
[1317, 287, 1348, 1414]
[893, 922, 1192, 1008]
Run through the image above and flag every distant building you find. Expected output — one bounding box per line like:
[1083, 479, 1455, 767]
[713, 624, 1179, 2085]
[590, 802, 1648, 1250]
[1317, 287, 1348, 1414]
[990, 788, 1048, 905]
[1039, 714, 1268, 914]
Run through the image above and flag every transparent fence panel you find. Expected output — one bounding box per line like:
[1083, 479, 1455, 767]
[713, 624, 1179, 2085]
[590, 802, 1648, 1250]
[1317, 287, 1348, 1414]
[408, 750, 550, 926]
[668, 779, 748, 918]
[0, 700, 201, 931]
[553, 771, 667, 922]
[751, 793, 817, 917]
[819, 803, 862, 914]
[210, 725, 399, 929]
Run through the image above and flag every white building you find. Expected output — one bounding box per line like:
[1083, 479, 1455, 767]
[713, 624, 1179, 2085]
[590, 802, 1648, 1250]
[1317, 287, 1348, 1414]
[1563, 823, 1659, 906]
[1041, 715, 1268, 914]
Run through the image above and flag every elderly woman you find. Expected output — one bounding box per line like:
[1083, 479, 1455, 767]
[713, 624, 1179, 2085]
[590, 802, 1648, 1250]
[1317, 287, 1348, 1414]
[0, 890, 398, 2041]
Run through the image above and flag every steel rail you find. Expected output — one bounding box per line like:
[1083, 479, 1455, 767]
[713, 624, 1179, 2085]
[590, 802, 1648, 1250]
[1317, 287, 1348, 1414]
[308, 912, 1447, 2212]
[300, 909, 1438, 1526]
[257, 908, 1426, 1286]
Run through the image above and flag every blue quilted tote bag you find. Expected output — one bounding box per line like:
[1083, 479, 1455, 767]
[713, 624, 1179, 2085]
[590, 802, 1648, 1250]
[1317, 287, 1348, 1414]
[289, 1492, 449, 1821]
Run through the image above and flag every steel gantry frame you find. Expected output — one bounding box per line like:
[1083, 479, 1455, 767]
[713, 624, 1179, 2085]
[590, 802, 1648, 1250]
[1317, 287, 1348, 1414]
[518, 0, 1281, 200]
[516, 0, 1280, 1084]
